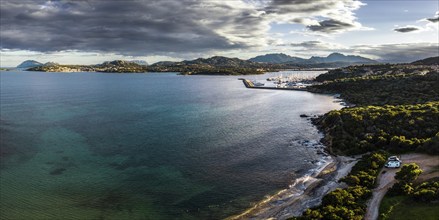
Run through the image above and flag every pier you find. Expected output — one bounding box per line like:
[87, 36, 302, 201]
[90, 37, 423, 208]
[238, 78, 307, 91]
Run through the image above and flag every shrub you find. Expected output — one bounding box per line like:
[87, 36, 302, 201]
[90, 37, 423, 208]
[395, 163, 423, 183]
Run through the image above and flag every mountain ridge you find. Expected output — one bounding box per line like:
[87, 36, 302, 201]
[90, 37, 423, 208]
[249, 52, 377, 64]
[16, 60, 43, 69]
[248, 53, 306, 64]
[411, 56, 439, 65]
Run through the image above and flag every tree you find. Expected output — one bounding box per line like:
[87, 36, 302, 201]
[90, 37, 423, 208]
[395, 163, 423, 183]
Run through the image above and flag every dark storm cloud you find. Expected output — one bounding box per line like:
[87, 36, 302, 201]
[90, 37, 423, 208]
[289, 40, 346, 51]
[394, 27, 420, 33]
[265, 0, 335, 14]
[307, 19, 355, 33]
[264, 0, 365, 33]
[0, 0, 264, 55]
[0, 0, 368, 55]
[290, 41, 322, 47]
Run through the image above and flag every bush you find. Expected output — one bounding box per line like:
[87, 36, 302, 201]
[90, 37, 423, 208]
[395, 163, 423, 183]
[341, 152, 387, 189]
[315, 102, 439, 155]
[412, 181, 439, 202]
[295, 152, 384, 220]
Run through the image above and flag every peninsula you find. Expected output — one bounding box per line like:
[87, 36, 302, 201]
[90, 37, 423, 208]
[237, 56, 439, 219]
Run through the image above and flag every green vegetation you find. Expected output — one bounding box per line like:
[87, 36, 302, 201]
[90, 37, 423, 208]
[387, 163, 439, 202]
[314, 102, 439, 155]
[381, 164, 438, 220]
[379, 195, 439, 220]
[310, 65, 438, 106]
[149, 66, 266, 75]
[147, 56, 278, 75]
[27, 56, 280, 75]
[412, 181, 439, 202]
[293, 152, 387, 220]
[341, 152, 388, 188]
[297, 58, 439, 220]
[395, 163, 423, 183]
[28, 60, 149, 73]
[388, 163, 423, 196]
[411, 56, 439, 65]
[308, 60, 439, 156]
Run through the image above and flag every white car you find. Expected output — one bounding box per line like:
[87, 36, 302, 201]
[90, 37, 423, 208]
[385, 160, 401, 168]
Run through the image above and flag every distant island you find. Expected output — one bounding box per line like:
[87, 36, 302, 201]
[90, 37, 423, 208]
[19, 53, 379, 75]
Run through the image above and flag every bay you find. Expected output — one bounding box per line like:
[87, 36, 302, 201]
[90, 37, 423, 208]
[0, 71, 341, 219]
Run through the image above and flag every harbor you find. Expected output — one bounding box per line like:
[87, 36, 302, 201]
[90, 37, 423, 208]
[239, 78, 309, 91]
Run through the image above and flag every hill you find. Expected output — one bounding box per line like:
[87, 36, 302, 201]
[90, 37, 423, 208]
[411, 56, 439, 65]
[307, 57, 439, 155]
[129, 60, 148, 65]
[16, 60, 43, 69]
[249, 53, 306, 64]
[249, 52, 377, 66]
[148, 56, 278, 75]
[26, 57, 274, 75]
[28, 60, 148, 73]
[183, 56, 256, 67]
[308, 53, 376, 64]
[151, 56, 260, 67]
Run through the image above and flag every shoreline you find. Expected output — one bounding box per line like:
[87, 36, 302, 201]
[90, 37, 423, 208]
[227, 155, 357, 220]
[229, 82, 355, 219]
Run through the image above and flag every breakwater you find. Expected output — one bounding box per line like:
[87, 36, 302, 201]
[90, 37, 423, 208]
[238, 78, 306, 91]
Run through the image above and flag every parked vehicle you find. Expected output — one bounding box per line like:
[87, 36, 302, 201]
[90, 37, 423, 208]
[385, 160, 401, 168]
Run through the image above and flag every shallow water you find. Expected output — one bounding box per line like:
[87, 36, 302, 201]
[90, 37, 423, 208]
[0, 71, 341, 219]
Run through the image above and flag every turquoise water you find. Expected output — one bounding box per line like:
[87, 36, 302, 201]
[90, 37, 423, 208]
[0, 71, 341, 219]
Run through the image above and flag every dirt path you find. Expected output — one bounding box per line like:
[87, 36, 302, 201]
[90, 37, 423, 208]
[364, 153, 439, 220]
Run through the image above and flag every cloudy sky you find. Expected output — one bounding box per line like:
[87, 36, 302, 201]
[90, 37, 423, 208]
[1, 0, 438, 66]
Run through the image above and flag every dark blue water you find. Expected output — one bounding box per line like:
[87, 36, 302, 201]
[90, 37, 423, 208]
[0, 71, 341, 219]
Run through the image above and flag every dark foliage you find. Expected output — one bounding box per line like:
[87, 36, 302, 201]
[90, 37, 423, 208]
[311, 68, 438, 106]
[314, 102, 439, 155]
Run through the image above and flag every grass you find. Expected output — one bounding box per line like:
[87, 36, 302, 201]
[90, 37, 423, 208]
[379, 195, 439, 220]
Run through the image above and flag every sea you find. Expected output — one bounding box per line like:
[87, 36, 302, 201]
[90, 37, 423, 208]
[0, 70, 342, 220]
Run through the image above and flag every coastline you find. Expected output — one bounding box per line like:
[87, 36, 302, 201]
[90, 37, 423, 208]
[228, 155, 357, 220]
[228, 82, 356, 219]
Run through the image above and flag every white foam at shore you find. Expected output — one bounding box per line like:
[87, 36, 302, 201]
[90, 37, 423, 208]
[227, 136, 359, 220]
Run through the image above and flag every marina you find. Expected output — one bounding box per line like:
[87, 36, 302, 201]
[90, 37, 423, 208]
[239, 78, 309, 91]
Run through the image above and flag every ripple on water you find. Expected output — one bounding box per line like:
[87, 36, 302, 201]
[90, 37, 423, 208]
[0, 71, 342, 219]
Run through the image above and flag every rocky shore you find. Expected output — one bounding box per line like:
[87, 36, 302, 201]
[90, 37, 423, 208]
[228, 155, 358, 220]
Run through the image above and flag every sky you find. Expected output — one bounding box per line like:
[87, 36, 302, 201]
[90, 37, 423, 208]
[1, 0, 438, 67]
